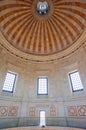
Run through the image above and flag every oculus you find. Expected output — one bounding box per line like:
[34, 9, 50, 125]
[36, 1, 49, 15]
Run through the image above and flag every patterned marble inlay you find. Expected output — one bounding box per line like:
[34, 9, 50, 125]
[0, 106, 8, 116]
[0, 106, 18, 117]
[29, 107, 35, 117]
[77, 105, 86, 116]
[8, 106, 18, 116]
[67, 105, 86, 117]
[68, 106, 77, 116]
[50, 106, 56, 116]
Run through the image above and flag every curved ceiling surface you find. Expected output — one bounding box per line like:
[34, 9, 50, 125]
[0, 0, 86, 58]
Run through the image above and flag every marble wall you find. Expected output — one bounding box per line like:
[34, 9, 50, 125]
[0, 43, 86, 128]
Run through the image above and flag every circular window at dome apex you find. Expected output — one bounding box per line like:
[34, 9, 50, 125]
[36, 1, 49, 15]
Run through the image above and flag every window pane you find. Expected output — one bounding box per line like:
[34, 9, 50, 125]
[3, 71, 17, 93]
[69, 71, 83, 92]
[38, 77, 48, 95]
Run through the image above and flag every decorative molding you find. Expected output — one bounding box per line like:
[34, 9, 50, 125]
[36, 104, 49, 108]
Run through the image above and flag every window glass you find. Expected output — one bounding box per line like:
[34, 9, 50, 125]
[3, 71, 17, 93]
[37, 77, 48, 95]
[69, 71, 83, 92]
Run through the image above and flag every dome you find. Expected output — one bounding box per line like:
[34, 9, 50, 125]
[0, 0, 86, 62]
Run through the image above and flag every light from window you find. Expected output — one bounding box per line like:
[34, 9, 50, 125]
[3, 71, 17, 93]
[37, 77, 48, 95]
[69, 71, 83, 92]
[36, 1, 49, 15]
[40, 111, 46, 126]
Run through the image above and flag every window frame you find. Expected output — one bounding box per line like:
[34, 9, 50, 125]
[37, 77, 48, 95]
[2, 71, 17, 93]
[69, 70, 83, 92]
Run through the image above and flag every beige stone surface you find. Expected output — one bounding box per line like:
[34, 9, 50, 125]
[1, 126, 85, 130]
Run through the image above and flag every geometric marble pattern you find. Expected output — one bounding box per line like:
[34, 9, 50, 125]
[68, 105, 86, 117]
[50, 106, 56, 116]
[0, 106, 8, 116]
[77, 105, 86, 116]
[0, 106, 18, 117]
[8, 106, 18, 116]
[29, 107, 35, 117]
[67, 106, 77, 117]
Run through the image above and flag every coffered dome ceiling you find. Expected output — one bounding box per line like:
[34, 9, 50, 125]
[0, 0, 86, 62]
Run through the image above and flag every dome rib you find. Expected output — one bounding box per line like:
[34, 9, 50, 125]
[21, 20, 35, 49]
[0, 0, 86, 56]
